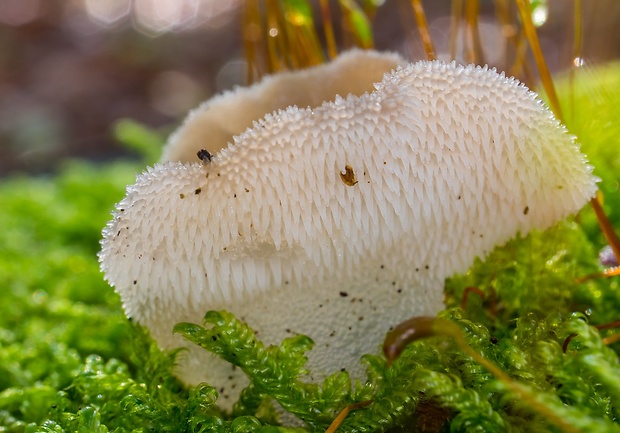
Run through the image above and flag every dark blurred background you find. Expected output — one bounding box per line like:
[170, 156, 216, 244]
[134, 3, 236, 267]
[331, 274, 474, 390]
[1, 0, 619, 176]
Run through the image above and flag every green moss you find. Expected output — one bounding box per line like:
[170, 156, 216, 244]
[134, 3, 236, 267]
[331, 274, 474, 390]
[1, 65, 620, 432]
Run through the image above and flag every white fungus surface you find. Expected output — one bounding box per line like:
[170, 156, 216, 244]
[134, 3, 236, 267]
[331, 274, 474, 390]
[100, 51, 598, 411]
[161, 49, 404, 162]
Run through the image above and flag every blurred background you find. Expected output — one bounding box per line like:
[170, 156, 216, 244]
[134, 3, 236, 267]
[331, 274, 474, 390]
[0, 0, 619, 176]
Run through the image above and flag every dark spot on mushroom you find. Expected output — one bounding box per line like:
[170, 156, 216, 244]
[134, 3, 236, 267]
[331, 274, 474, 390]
[120, 208, 125, 212]
[319, 304, 323, 308]
[358, 316, 364, 321]
[197, 149, 213, 162]
[116, 230, 121, 237]
[415, 268, 419, 272]
[205, 172, 210, 179]
[217, 173, 221, 177]
[458, 195, 461, 200]
[339, 291, 348, 297]
[285, 280, 289, 285]
[133, 280, 137, 285]
[233, 193, 237, 198]
[348, 326, 352, 330]
[425, 265, 429, 270]
[556, 185, 563, 189]
[195, 188, 202, 195]
[397, 288, 402, 293]
[219, 387, 225, 394]
[339, 164, 358, 186]
[380, 264, 385, 269]
[245, 187, 250, 192]
[383, 161, 387, 165]
[523, 206, 529, 215]
[286, 328, 291, 333]
[180, 193, 185, 199]
[392, 281, 396, 286]
[330, 331, 336, 337]
[340, 368, 346, 372]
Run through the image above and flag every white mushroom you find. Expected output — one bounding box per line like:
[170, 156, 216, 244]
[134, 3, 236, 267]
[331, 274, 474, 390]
[99, 51, 597, 411]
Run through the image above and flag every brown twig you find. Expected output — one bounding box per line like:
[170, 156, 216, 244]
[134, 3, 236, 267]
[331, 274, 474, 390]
[410, 0, 436, 60]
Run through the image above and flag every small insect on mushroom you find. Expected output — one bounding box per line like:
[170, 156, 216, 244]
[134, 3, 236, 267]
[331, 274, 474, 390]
[99, 50, 597, 413]
[197, 149, 213, 162]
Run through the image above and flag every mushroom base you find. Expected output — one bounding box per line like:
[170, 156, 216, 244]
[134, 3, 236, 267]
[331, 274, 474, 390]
[151, 261, 445, 416]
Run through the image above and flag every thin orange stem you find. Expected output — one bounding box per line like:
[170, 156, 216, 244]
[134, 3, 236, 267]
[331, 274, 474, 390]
[590, 192, 620, 268]
[515, 0, 563, 123]
[265, 0, 284, 73]
[242, 0, 263, 84]
[569, 0, 583, 127]
[575, 266, 620, 284]
[410, 0, 436, 60]
[449, 0, 463, 60]
[324, 400, 372, 433]
[564, 319, 620, 350]
[460, 286, 486, 310]
[320, 0, 338, 60]
[602, 333, 620, 345]
[464, 0, 484, 64]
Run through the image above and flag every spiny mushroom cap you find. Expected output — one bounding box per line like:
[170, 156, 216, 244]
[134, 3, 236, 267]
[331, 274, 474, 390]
[160, 49, 404, 162]
[100, 56, 597, 410]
